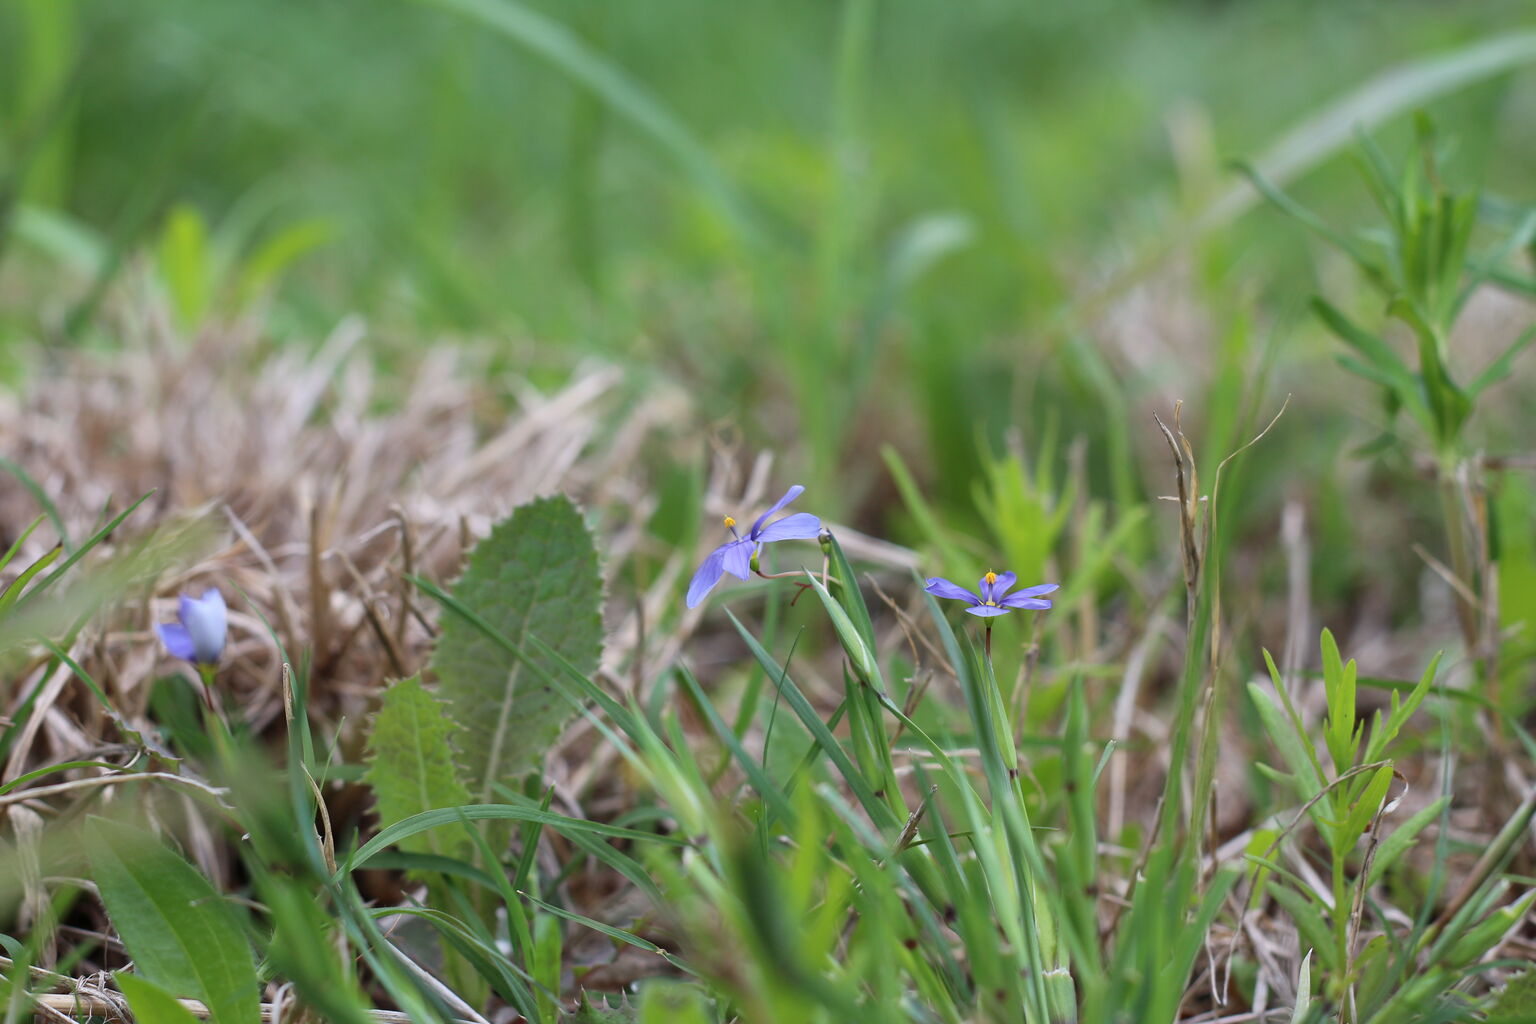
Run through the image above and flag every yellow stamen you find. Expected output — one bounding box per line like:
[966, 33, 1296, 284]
[723, 516, 736, 528]
[984, 570, 998, 585]
[984, 600, 997, 606]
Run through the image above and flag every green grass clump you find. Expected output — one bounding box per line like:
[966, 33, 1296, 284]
[4, 3, 1536, 1021]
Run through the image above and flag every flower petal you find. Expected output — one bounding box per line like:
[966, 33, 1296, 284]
[749, 485, 806, 537]
[722, 539, 754, 580]
[157, 623, 196, 661]
[924, 577, 981, 605]
[985, 571, 1017, 601]
[182, 588, 227, 664]
[755, 512, 821, 544]
[1000, 593, 1053, 611]
[686, 545, 731, 608]
[1009, 583, 1059, 599]
[964, 604, 1013, 617]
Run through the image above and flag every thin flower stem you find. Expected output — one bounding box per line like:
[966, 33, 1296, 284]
[1436, 471, 1479, 655]
[197, 663, 218, 713]
[199, 664, 237, 770]
[752, 568, 841, 584]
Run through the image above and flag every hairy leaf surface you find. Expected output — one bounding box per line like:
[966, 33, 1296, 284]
[432, 495, 603, 799]
[366, 675, 472, 857]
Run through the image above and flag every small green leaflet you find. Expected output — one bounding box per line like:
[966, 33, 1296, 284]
[115, 973, 204, 1024]
[366, 675, 471, 859]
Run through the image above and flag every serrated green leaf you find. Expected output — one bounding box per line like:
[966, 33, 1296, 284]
[638, 981, 714, 1024]
[1487, 969, 1536, 1024]
[86, 819, 259, 1024]
[432, 495, 603, 799]
[116, 973, 204, 1024]
[366, 676, 472, 859]
[569, 991, 641, 1023]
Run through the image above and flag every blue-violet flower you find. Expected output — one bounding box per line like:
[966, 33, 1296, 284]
[687, 485, 821, 608]
[924, 570, 1057, 617]
[157, 588, 228, 665]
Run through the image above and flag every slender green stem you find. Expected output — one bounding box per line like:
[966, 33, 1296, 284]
[1332, 847, 1351, 1022]
[1436, 468, 1479, 659]
[199, 666, 237, 773]
[197, 663, 218, 712]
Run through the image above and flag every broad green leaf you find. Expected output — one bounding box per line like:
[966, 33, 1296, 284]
[365, 675, 471, 858]
[86, 819, 259, 1024]
[432, 495, 603, 800]
[115, 973, 203, 1024]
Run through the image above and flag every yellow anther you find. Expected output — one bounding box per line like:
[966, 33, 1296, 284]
[984, 600, 997, 606]
[723, 515, 737, 529]
[984, 570, 998, 585]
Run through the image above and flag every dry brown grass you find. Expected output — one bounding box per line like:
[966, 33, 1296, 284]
[0, 301, 696, 783]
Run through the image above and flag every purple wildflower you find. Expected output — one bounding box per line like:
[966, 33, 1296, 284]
[157, 589, 228, 665]
[687, 485, 822, 608]
[924, 570, 1058, 618]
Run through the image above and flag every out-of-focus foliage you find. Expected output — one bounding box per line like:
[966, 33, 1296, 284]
[4, 1, 1535, 524]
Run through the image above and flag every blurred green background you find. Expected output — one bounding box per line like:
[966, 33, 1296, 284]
[2, 0, 1534, 516]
